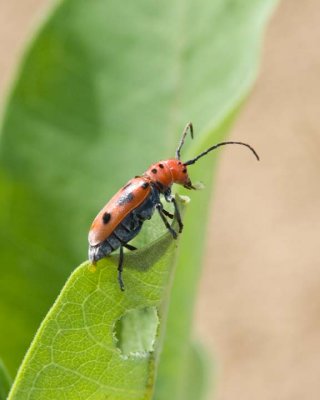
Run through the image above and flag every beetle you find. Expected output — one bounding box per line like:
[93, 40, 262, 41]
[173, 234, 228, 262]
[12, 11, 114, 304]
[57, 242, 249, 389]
[88, 122, 259, 290]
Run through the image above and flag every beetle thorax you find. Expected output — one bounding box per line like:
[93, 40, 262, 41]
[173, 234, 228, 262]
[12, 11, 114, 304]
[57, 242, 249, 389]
[144, 158, 191, 191]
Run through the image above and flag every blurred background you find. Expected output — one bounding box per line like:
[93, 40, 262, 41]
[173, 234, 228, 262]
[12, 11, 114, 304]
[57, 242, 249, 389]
[1, 1, 319, 399]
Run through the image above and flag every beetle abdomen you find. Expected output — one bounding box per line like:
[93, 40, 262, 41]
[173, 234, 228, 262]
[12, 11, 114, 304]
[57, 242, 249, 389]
[88, 185, 159, 263]
[88, 219, 143, 262]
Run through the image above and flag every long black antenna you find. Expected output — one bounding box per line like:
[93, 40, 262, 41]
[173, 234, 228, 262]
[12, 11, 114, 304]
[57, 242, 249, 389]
[176, 122, 193, 160]
[184, 141, 260, 166]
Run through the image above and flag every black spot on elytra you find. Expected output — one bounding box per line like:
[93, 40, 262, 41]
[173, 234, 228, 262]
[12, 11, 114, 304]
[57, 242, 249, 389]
[158, 163, 164, 169]
[142, 182, 149, 189]
[178, 161, 182, 165]
[118, 192, 134, 205]
[151, 168, 157, 174]
[102, 212, 111, 224]
[183, 168, 187, 173]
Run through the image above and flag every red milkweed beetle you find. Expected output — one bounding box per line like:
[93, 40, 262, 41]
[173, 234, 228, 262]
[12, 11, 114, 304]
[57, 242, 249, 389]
[88, 122, 259, 290]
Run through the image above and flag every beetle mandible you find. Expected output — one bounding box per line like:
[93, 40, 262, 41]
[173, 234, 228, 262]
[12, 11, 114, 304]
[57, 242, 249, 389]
[88, 122, 259, 290]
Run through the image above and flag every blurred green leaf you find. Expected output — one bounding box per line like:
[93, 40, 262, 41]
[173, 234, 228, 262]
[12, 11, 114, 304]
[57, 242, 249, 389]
[183, 342, 211, 400]
[8, 201, 185, 399]
[0, 358, 11, 400]
[0, 0, 277, 395]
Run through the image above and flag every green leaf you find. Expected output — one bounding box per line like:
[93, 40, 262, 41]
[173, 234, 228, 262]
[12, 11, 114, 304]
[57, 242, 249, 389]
[0, 358, 11, 400]
[8, 198, 186, 399]
[0, 0, 277, 395]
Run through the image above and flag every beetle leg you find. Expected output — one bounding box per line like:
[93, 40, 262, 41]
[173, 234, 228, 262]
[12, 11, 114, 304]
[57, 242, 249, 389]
[156, 204, 177, 239]
[170, 197, 183, 233]
[123, 243, 137, 251]
[164, 192, 183, 233]
[162, 209, 174, 219]
[118, 245, 125, 291]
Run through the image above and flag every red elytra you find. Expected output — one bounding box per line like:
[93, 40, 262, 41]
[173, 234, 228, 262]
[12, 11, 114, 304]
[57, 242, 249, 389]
[88, 122, 259, 290]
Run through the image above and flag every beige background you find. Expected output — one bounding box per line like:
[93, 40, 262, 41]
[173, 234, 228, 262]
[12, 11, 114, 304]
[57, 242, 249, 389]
[1, 1, 319, 399]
